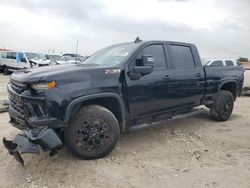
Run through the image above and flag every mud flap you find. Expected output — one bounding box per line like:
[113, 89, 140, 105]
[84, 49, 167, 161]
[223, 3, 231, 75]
[3, 128, 63, 166]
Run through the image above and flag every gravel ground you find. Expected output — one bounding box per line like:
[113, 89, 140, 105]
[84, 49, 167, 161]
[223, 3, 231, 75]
[0, 74, 8, 100]
[0, 74, 250, 188]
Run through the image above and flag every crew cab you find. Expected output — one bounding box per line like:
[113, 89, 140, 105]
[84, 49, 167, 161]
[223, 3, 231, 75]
[3, 40, 244, 165]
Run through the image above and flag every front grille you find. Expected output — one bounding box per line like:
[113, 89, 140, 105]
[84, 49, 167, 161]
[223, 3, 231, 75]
[9, 90, 25, 118]
[8, 80, 48, 128]
[10, 80, 27, 94]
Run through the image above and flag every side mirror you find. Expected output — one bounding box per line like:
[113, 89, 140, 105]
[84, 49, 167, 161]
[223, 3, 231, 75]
[141, 54, 154, 66]
[133, 66, 153, 74]
[133, 54, 154, 74]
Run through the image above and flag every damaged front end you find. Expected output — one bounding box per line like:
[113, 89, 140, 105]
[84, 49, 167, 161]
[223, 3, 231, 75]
[3, 128, 63, 166]
[3, 79, 64, 166]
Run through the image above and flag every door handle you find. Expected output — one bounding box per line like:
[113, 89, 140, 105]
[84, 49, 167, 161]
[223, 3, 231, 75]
[163, 75, 173, 80]
[195, 73, 202, 77]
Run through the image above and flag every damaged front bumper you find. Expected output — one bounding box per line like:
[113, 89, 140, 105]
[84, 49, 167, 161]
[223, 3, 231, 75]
[3, 128, 63, 166]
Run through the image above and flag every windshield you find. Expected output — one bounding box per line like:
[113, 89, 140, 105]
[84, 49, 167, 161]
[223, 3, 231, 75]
[83, 43, 138, 66]
[25, 52, 47, 60]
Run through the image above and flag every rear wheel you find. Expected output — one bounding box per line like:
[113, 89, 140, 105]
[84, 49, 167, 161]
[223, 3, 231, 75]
[210, 90, 234, 121]
[64, 105, 120, 159]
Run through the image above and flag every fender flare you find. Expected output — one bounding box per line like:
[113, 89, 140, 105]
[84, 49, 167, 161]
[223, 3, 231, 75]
[218, 80, 238, 98]
[64, 93, 126, 131]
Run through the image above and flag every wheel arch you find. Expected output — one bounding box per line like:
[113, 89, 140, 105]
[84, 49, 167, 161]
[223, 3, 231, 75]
[219, 80, 238, 100]
[64, 93, 126, 132]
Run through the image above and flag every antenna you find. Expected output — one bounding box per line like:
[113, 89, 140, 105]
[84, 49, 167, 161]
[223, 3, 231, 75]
[134, 37, 142, 43]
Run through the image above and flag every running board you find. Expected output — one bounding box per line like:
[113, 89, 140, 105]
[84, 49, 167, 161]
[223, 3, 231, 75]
[129, 108, 205, 132]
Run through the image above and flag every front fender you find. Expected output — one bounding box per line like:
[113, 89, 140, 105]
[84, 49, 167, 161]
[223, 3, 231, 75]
[64, 93, 126, 131]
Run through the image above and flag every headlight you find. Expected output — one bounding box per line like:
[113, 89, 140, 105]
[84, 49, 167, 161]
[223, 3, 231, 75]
[31, 81, 56, 90]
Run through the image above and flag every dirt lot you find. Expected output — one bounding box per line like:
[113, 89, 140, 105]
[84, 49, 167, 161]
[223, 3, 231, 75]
[0, 74, 250, 188]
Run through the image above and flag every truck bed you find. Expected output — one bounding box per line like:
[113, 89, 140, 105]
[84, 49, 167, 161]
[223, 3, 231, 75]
[203, 65, 244, 102]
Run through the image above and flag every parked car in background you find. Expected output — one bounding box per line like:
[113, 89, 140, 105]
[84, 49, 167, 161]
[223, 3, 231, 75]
[0, 51, 49, 74]
[45, 54, 68, 65]
[202, 58, 239, 67]
[242, 66, 250, 95]
[0, 51, 28, 74]
[25, 52, 50, 67]
[63, 53, 86, 63]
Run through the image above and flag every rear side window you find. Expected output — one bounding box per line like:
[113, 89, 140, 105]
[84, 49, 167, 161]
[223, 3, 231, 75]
[210, 61, 223, 67]
[7, 52, 16, 60]
[225, 60, 234, 66]
[169, 45, 195, 69]
[1, 52, 7, 58]
[137, 45, 166, 70]
[6, 52, 11, 59]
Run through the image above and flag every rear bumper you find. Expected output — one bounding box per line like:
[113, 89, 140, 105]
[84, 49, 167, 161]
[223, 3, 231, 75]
[3, 128, 63, 166]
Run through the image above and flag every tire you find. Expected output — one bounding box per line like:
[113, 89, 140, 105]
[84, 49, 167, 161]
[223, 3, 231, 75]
[3, 66, 8, 75]
[64, 105, 120, 159]
[210, 90, 234, 121]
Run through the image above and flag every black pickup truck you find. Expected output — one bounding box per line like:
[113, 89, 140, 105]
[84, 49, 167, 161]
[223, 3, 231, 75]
[3, 40, 244, 165]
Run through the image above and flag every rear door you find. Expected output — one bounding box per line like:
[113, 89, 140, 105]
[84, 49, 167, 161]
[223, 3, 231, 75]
[166, 44, 205, 107]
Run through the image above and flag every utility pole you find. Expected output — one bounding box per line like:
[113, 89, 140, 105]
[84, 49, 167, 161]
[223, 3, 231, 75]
[75, 40, 79, 54]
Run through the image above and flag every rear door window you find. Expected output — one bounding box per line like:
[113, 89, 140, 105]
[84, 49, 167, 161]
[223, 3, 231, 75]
[7, 52, 16, 60]
[210, 61, 223, 67]
[168, 45, 195, 69]
[225, 60, 234, 66]
[6, 52, 11, 59]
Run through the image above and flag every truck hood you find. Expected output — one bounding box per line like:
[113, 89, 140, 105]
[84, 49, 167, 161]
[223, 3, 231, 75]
[11, 64, 117, 83]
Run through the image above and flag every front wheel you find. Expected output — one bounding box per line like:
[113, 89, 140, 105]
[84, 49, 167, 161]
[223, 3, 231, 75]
[3, 66, 9, 75]
[64, 105, 120, 159]
[210, 90, 234, 121]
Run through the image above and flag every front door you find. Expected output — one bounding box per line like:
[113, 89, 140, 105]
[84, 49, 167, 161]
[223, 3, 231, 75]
[126, 44, 175, 120]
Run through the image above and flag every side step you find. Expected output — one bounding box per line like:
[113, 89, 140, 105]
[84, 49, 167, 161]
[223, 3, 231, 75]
[128, 108, 205, 132]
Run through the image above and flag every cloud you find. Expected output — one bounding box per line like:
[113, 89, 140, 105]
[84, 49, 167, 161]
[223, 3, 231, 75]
[0, 0, 249, 58]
